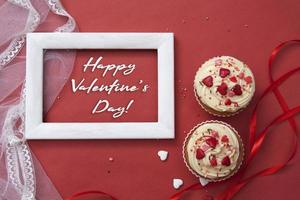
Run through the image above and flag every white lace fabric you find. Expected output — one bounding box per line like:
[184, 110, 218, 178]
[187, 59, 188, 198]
[0, 0, 77, 199]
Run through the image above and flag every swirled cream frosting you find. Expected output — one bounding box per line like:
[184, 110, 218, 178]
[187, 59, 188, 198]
[185, 121, 242, 180]
[194, 56, 255, 113]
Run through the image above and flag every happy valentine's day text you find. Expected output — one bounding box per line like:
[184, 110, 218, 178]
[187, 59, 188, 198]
[71, 57, 150, 118]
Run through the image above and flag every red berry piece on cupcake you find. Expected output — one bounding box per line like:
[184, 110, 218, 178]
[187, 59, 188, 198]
[201, 75, 213, 87]
[244, 76, 253, 84]
[217, 82, 228, 95]
[209, 155, 218, 167]
[224, 99, 231, 106]
[221, 156, 231, 166]
[196, 148, 205, 160]
[229, 76, 237, 83]
[221, 135, 229, 143]
[232, 84, 243, 96]
[219, 68, 230, 78]
[205, 137, 218, 148]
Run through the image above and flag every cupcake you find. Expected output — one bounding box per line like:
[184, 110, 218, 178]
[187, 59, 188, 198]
[194, 56, 255, 117]
[183, 120, 244, 181]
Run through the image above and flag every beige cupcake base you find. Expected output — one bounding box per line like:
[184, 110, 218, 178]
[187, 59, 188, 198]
[182, 120, 245, 182]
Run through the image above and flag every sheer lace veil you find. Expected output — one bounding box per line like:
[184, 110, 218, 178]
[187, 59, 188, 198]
[0, 0, 77, 199]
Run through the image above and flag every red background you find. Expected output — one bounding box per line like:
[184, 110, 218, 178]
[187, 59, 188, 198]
[29, 0, 300, 199]
[45, 49, 158, 123]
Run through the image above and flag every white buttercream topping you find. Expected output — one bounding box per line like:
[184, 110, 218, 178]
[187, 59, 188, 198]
[186, 122, 241, 179]
[194, 56, 255, 113]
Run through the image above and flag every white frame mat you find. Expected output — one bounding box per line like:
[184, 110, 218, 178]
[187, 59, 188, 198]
[25, 33, 174, 139]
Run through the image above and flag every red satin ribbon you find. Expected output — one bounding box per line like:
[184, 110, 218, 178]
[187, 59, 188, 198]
[171, 40, 300, 200]
[65, 190, 118, 200]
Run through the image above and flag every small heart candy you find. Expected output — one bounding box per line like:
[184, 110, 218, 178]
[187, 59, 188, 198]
[221, 135, 229, 143]
[205, 137, 218, 149]
[199, 177, 210, 186]
[196, 148, 205, 160]
[219, 68, 230, 78]
[202, 75, 214, 87]
[209, 155, 218, 167]
[244, 76, 253, 84]
[157, 150, 168, 161]
[224, 98, 231, 106]
[229, 76, 237, 83]
[232, 84, 243, 96]
[173, 178, 184, 189]
[221, 156, 231, 166]
[217, 82, 228, 95]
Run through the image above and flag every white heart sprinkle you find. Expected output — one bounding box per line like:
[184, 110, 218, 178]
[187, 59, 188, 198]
[157, 150, 168, 161]
[173, 178, 184, 189]
[199, 177, 210, 186]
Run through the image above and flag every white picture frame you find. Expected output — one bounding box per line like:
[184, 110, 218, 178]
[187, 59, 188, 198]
[25, 32, 174, 139]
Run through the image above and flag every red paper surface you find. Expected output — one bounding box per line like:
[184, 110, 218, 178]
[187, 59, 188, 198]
[29, 0, 300, 199]
[44, 49, 158, 122]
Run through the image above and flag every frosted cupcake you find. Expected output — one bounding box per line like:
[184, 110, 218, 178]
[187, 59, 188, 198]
[183, 121, 244, 181]
[194, 56, 255, 116]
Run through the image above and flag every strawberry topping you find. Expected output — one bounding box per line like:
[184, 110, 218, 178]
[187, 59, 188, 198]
[232, 84, 243, 96]
[224, 99, 231, 106]
[244, 76, 253, 84]
[217, 83, 228, 95]
[202, 76, 213, 87]
[219, 68, 230, 78]
[221, 135, 229, 143]
[221, 156, 231, 166]
[205, 137, 218, 149]
[196, 148, 205, 160]
[209, 155, 217, 167]
[229, 76, 237, 83]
